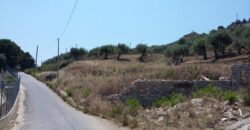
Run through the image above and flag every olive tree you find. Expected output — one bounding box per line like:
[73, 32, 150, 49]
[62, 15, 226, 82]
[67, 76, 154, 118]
[117, 43, 130, 60]
[136, 44, 148, 62]
[165, 44, 189, 64]
[100, 45, 115, 59]
[192, 37, 208, 60]
[209, 31, 232, 59]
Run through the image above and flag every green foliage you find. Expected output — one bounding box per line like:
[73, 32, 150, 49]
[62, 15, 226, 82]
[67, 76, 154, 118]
[0, 39, 35, 69]
[165, 44, 189, 63]
[4, 74, 15, 83]
[223, 91, 237, 103]
[100, 45, 116, 59]
[70, 47, 88, 60]
[66, 88, 74, 97]
[20, 52, 35, 70]
[88, 47, 100, 58]
[41, 60, 72, 71]
[135, 44, 148, 61]
[193, 85, 223, 99]
[150, 45, 167, 54]
[111, 104, 123, 117]
[117, 43, 130, 60]
[82, 88, 92, 98]
[209, 30, 232, 59]
[126, 98, 140, 115]
[0, 54, 7, 71]
[243, 90, 250, 106]
[153, 93, 184, 107]
[164, 69, 175, 79]
[192, 37, 208, 59]
[187, 65, 199, 79]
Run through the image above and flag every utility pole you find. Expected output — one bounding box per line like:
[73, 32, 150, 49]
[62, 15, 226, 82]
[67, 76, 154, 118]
[57, 38, 60, 88]
[236, 13, 239, 21]
[35, 45, 39, 66]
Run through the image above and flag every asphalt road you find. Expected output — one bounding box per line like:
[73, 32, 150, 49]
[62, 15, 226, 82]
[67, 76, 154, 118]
[15, 72, 125, 130]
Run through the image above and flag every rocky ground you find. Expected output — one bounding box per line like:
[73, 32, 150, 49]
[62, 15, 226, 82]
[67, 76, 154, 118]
[133, 98, 250, 130]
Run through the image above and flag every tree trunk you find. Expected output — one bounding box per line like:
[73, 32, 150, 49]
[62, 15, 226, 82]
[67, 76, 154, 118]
[104, 53, 108, 59]
[139, 54, 144, 62]
[203, 50, 208, 60]
[214, 49, 218, 60]
[237, 49, 241, 56]
[117, 53, 121, 60]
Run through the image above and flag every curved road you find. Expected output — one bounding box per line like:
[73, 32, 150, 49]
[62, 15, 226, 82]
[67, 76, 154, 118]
[14, 73, 126, 130]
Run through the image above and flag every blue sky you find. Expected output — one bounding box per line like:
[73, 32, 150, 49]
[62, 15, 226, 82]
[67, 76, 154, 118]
[0, 0, 250, 65]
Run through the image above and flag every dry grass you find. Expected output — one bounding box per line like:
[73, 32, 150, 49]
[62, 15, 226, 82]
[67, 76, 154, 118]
[36, 54, 242, 129]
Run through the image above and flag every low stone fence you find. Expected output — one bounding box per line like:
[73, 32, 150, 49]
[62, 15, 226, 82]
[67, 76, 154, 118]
[119, 64, 250, 107]
[120, 80, 232, 107]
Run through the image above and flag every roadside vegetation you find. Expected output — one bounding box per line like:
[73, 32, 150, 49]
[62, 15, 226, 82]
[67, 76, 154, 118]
[26, 18, 250, 129]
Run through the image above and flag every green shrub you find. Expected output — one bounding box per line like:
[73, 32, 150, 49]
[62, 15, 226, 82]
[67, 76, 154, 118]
[165, 69, 175, 79]
[223, 91, 237, 103]
[82, 88, 92, 98]
[126, 98, 140, 115]
[4, 75, 16, 83]
[66, 88, 74, 97]
[243, 90, 250, 106]
[193, 85, 223, 99]
[111, 104, 123, 117]
[153, 93, 184, 107]
[187, 65, 199, 79]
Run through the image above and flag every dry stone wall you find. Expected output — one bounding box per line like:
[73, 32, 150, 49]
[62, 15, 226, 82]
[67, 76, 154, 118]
[119, 64, 250, 107]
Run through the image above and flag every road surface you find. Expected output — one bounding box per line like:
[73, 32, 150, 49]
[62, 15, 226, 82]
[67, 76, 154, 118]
[12, 72, 126, 130]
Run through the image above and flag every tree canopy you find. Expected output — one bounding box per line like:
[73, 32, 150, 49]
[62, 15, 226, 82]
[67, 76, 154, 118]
[117, 43, 130, 60]
[0, 39, 35, 70]
[136, 44, 148, 62]
[70, 47, 88, 60]
[100, 45, 115, 59]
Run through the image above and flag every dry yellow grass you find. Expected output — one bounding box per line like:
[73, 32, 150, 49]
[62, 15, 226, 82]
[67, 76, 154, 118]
[37, 54, 245, 129]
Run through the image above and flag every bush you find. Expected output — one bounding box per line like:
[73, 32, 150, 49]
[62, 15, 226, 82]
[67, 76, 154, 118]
[165, 69, 175, 79]
[243, 90, 250, 106]
[82, 88, 92, 98]
[4, 74, 15, 83]
[153, 93, 184, 107]
[126, 98, 140, 115]
[111, 104, 123, 117]
[223, 91, 237, 103]
[193, 85, 223, 99]
[66, 88, 74, 97]
[187, 65, 199, 79]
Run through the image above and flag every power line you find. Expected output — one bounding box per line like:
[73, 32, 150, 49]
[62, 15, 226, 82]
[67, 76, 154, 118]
[44, 0, 79, 52]
[59, 0, 79, 39]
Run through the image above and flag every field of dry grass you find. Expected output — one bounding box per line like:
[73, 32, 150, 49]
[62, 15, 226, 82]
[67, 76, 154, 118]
[36, 54, 249, 129]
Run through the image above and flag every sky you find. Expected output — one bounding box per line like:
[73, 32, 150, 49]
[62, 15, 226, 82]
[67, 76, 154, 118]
[0, 0, 250, 65]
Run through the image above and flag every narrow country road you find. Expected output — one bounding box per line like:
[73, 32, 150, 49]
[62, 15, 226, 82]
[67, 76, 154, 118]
[13, 72, 126, 130]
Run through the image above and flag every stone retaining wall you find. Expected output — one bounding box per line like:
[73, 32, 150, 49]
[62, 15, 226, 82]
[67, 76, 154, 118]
[119, 64, 250, 107]
[120, 80, 232, 107]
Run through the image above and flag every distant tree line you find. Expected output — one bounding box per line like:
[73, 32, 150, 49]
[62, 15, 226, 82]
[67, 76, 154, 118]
[0, 39, 35, 70]
[43, 18, 250, 66]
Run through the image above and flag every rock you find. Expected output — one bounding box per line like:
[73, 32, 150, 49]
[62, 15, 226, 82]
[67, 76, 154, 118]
[191, 98, 203, 107]
[194, 107, 205, 115]
[224, 111, 234, 119]
[243, 113, 250, 119]
[219, 77, 228, 81]
[229, 117, 238, 121]
[157, 116, 164, 123]
[224, 100, 231, 106]
[221, 118, 228, 122]
[156, 108, 167, 116]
